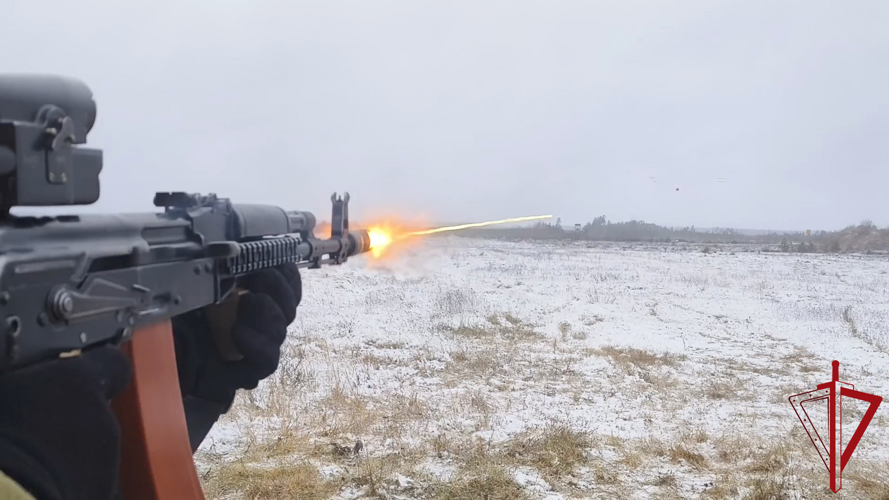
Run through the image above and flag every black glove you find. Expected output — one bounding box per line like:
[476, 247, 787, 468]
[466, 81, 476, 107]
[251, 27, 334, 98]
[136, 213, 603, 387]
[0, 346, 132, 500]
[173, 264, 301, 448]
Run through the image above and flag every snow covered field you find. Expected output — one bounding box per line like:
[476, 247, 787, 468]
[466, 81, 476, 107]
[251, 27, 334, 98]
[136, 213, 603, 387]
[197, 237, 889, 499]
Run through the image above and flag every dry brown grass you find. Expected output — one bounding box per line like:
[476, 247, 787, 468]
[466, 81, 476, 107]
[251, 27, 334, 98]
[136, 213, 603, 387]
[505, 423, 592, 480]
[775, 345, 831, 379]
[742, 475, 793, 500]
[602, 434, 624, 449]
[446, 348, 503, 379]
[669, 444, 709, 469]
[592, 345, 686, 373]
[771, 382, 805, 405]
[701, 475, 741, 499]
[317, 383, 378, 438]
[429, 464, 529, 500]
[713, 432, 755, 465]
[366, 340, 407, 350]
[586, 346, 687, 398]
[799, 363, 822, 373]
[617, 448, 643, 470]
[680, 426, 711, 445]
[388, 392, 430, 420]
[417, 423, 598, 495]
[581, 314, 605, 326]
[441, 316, 543, 343]
[243, 425, 319, 463]
[465, 389, 495, 415]
[844, 460, 889, 499]
[613, 427, 808, 497]
[312, 382, 440, 450]
[500, 322, 544, 342]
[634, 368, 682, 393]
[224, 344, 317, 427]
[427, 433, 462, 459]
[744, 443, 790, 475]
[589, 459, 622, 487]
[210, 445, 424, 500]
[361, 352, 393, 369]
[202, 378, 884, 500]
[704, 377, 745, 400]
[202, 461, 338, 500]
[703, 431, 871, 499]
[421, 424, 625, 498]
[709, 356, 790, 379]
[652, 473, 678, 488]
[780, 345, 820, 365]
[504, 313, 522, 326]
[348, 454, 407, 497]
[445, 323, 496, 339]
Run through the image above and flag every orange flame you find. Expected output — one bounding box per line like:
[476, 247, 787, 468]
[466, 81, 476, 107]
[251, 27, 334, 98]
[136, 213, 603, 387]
[368, 228, 393, 258]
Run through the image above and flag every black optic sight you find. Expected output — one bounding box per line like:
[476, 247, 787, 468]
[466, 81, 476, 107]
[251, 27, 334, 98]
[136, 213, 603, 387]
[0, 74, 103, 213]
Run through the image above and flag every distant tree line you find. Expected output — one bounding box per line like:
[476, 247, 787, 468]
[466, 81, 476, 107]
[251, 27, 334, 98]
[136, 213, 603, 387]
[457, 217, 889, 254]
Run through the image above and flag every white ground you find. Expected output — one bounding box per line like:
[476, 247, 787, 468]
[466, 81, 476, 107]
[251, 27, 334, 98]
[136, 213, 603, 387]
[197, 237, 889, 499]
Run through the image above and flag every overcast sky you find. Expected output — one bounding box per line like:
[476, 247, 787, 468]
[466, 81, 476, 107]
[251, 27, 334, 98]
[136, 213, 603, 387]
[3, 0, 887, 230]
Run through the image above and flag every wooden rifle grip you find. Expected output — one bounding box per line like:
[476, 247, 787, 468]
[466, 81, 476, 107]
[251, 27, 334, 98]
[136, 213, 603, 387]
[110, 320, 206, 500]
[205, 290, 245, 362]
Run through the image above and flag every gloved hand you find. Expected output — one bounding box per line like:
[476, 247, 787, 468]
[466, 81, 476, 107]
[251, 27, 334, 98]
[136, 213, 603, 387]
[173, 263, 301, 409]
[0, 346, 132, 500]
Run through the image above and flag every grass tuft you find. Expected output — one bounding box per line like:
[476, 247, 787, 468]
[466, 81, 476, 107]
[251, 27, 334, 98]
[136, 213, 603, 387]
[506, 424, 591, 479]
[431, 465, 529, 500]
[202, 461, 338, 500]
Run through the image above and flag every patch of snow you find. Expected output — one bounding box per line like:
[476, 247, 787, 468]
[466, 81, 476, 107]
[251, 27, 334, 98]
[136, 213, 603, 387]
[197, 237, 889, 497]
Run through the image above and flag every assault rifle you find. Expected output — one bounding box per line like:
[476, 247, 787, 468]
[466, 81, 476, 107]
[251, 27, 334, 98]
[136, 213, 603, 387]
[0, 74, 373, 499]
